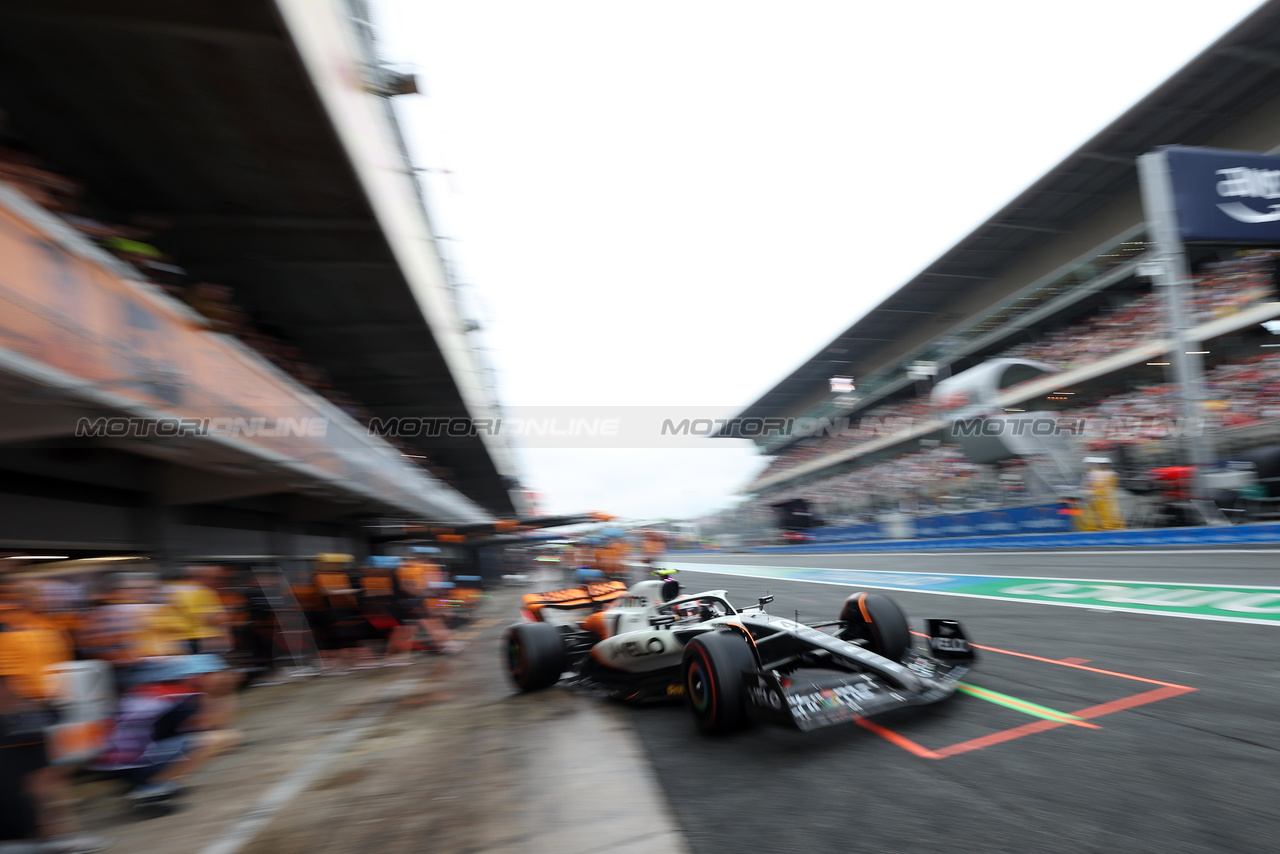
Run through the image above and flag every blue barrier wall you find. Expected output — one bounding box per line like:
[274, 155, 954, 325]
[737, 522, 1280, 553]
[805, 503, 1072, 544]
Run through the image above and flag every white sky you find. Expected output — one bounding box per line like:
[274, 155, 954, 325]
[371, 0, 1266, 521]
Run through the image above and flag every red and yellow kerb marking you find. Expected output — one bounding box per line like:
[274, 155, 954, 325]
[855, 637, 1196, 760]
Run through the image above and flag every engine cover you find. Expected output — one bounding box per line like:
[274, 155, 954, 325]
[590, 629, 684, 673]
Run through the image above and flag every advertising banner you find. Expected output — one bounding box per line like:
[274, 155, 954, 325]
[801, 503, 1072, 545]
[0, 193, 456, 515]
[1163, 145, 1280, 243]
[810, 523, 883, 542]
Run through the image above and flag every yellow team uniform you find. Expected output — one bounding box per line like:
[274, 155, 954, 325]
[1081, 468, 1124, 531]
[131, 604, 188, 658]
[168, 582, 228, 646]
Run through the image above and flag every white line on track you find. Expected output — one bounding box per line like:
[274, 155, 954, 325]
[680, 549, 1280, 558]
[660, 561, 1280, 589]
[198, 678, 413, 854]
[665, 563, 1280, 627]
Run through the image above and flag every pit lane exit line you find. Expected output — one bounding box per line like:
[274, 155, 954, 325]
[861, 637, 1195, 759]
[954, 683, 1099, 728]
[659, 561, 1280, 626]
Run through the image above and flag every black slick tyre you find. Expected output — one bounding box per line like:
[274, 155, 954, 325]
[682, 631, 756, 734]
[838, 591, 910, 662]
[504, 622, 567, 691]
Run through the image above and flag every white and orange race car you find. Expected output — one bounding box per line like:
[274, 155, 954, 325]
[503, 572, 977, 734]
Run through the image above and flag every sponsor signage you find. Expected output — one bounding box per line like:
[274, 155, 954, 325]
[0, 190, 467, 518]
[808, 504, 1072, 544]
[809, 522, 883, 543]
[965, 579, 1280, 621]
[1163, 145, 1280, 243]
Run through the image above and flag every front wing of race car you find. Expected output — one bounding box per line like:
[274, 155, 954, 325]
[741, 619, 976, 732]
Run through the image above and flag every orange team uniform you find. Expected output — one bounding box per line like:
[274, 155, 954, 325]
[289, 581, 322, 614]
[395, 561, 428, 598]
[0, 604, 72, 703]
[419, 560, 450, 608]
[313, 570, 358, 609]
[595, 545, 622, 576]
[359, 571, 395, 598]
[313, 567, 366, 652]
[358, 569, 398, 634]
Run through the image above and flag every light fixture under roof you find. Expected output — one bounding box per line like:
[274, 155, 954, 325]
[829, 376, 855, 393]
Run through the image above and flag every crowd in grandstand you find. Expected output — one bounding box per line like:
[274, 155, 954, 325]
[0, 554, 463, 848]
[749, 398, 935, 484]
[1003, 251, 1278, 370]
[0, 114, 457, 486]
[748, 348, 1280, 526]
[1072, 349, 1280, 437]
[749, 251, 1280, 489]
[749, 445, 981, 524]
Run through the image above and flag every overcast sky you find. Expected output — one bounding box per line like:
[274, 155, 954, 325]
[371, 0, 1266, 521]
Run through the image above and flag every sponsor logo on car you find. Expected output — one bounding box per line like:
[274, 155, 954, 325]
[613, 636, 667, 660]
[932, 637, 970, 653]
[788, 683, 878, 719]
[747, 679, 783, 710]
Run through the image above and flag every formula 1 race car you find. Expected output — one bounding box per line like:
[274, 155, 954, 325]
[502, 572, 976, 734]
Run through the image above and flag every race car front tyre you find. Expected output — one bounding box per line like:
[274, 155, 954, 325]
[837, 592, 909, 662]
[505, 622, 567, 692]
[682, 631, 755, 735]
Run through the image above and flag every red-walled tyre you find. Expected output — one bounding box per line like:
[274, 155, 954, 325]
[682, 631, 755, 734]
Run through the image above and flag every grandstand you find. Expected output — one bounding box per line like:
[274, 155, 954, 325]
[719, 0, 1280, 537]
[0, 0, 522, 558]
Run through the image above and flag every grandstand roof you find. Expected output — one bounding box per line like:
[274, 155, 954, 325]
[0, 0, 519, 514]
[733, 0, 1280, 424]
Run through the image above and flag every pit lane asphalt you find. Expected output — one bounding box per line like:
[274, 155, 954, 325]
[628, 552, 1280, 854]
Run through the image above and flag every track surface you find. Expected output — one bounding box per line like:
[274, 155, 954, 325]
[628, 552, 1280, 854]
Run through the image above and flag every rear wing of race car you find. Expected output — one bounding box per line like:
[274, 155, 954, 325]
[746, 618, 976, 732]
[521, 580, 627, 622]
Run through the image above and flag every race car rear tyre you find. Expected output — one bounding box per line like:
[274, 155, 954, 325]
[682, 631, 755, 735]
[838, 592, 910, 662]
[505, 622, 567, 692]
